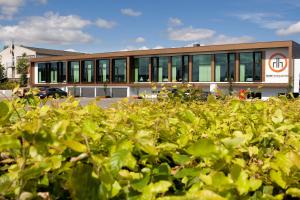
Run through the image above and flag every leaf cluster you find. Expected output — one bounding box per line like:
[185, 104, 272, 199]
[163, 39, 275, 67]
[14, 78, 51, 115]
[0, 95, 300, 199]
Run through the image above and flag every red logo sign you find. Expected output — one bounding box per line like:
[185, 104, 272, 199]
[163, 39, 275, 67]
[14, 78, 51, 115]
[268, 53, 288, 73]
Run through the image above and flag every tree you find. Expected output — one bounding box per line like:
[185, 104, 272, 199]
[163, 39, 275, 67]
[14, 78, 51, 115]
[0, 63, 6, 83]
[16, 53, 29, 86]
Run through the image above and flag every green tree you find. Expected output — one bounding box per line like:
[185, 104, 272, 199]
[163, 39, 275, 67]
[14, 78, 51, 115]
[0, 63, 6, 83]
[16, 53, 29, 86]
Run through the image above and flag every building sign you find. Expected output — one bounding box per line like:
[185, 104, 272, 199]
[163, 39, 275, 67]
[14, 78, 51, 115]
[265, 49, 289, 83]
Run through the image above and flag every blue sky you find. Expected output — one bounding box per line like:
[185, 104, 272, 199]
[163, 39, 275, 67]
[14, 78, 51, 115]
[0, 0, 300, 53]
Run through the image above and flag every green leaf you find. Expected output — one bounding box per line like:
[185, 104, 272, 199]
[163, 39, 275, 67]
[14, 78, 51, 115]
[249, 178, 262, 191]
[272, 109, 284, 124]
[0, 135, 21, 151]
[110, 149, 136, 174]
[142, 181, 172, 199]
[174, 168, 201, 178]
[236, 170, 250, 195]
[191, 189, 226, 200]
[172, 153, 191, 165]
[186, 139, 217, 157]
[111, 181, 121, 198]
[0, 100, 12, 123]
[270, 170, 286, 189]
[286, 188, 300, 198]
[132, 174, 150, 192]
[64, 140, 87, 152]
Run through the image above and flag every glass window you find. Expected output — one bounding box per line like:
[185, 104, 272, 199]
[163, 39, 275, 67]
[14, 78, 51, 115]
[113, 59, 127, 83]
[192, 55, 211, 82]
[97, 59, 110, 83]
[134, 57, 150, 82]
[82, 60, 94, 83]
[68, 61, 80, 83]
[215, 54, 228, 82]
[151, 57, 158, 82]
[57, 62, 66, 83]
[183, 56, 189, 82]
[172, 56, 182, 82]
[229, 53, 235, 81]
[159, 57, 169, 82]
[171, 56, 189, 82]
[38, 63, 46, 83]
[254, 52, 262, 81]
[50, 62, 58, 83]
[240, 53, 253, 82]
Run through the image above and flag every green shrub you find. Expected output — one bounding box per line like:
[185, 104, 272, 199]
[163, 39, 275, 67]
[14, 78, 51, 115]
[0, 95, 300, 199]
[0, 81, 18, 90]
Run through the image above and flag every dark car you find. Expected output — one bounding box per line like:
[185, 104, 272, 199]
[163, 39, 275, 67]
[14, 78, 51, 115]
[39, 88, 67, 99]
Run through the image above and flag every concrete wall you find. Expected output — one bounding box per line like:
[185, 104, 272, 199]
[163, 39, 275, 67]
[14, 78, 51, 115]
[294, 59, 300, 93]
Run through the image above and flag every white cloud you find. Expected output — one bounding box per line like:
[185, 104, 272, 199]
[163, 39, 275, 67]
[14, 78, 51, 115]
[169, 17, 183, 26]
[0, 0, 23, 19]
[64, 48, 77, 52]
[121, 8, 142, 17]
[135, 37, 145, 43]
[0, 0, 49, 19]
[95, 18, 117, 29]
[168, 26, 215, 41]
[35, 0, 48, 4]
[153, 45, 164, 49]
[0, 12, 93, 45]
[235, 13, 291, 30]
[277, 21, 300, 36]
[210, 34, 255, 44]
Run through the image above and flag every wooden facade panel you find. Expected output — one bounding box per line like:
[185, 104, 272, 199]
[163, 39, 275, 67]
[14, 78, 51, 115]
[30, 41, 293, 63]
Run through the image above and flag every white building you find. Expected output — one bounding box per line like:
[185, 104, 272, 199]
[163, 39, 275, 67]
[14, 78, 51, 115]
[0, 44, 82, 81]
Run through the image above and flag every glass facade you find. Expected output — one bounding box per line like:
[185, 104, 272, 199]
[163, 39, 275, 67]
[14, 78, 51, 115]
[159, 57, 169, 82]
[171, 56, 189, 82]
[229, 53, 235, 81]
[215, 54, 227, 82]
[151, 57, 159, 82]
[113, 59, 127, 83]
[38, 63, 47, 83]
[38, 62, 66, 83]
[240, 52, 262, 82]
[192, 54, 211, 82]
[82, 60, 94, 83]
[134, 57, 150, 82]
[68, 61, 80, 83]
[96, 59, 110, 83]
[215, 53, 235, 82]
[35, 51, 263, 85]
[254, 52, 262, 81]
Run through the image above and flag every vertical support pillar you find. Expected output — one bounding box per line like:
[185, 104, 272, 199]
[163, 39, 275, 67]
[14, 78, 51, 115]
[189, 55, 193, 82]
[109, 59, 113, 83]
[127, 56, 131, 84]
[288, 45, 294, 91]
[261, 51, 265, 82]
[168, 56, 172, 82]
[235, 53, 240, 82]
[65, 61, 69, 84]
[94, 59, 97, 84]
[79, 60, 82, 84]
[211, 54, 215, 82]
[148, 57, 152, 82]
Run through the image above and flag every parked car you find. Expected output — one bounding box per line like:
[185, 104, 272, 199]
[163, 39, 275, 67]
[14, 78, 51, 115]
[38, 88, 67, 99]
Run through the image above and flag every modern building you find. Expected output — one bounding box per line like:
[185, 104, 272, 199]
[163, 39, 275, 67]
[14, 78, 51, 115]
[0, 44, 82, 81]
[29, 40, 300, 99]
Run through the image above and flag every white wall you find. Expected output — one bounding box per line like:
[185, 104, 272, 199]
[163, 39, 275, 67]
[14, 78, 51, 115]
[294, 59, 300, 93]
[0, 45, 36, 79]
[265, 48, 289, 83]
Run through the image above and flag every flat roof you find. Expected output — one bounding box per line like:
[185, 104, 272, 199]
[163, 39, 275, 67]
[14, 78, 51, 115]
[30, 40, 296, 62]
